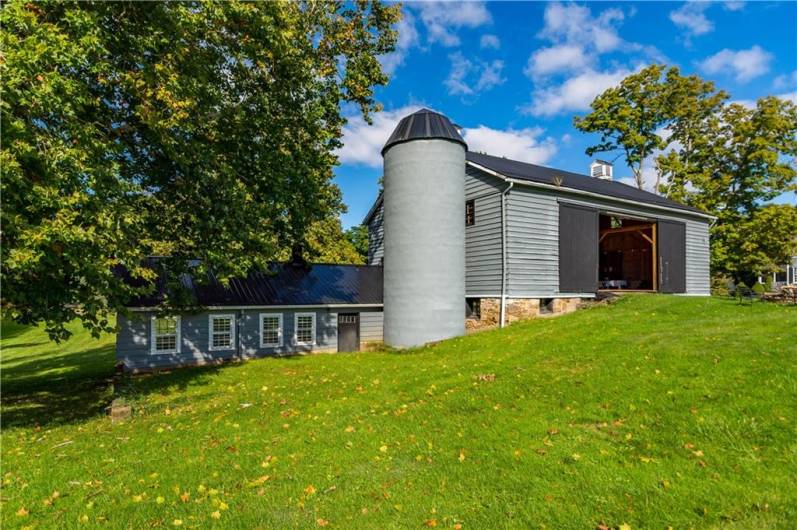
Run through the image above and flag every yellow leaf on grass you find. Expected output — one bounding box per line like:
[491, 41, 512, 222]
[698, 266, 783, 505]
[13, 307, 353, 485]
[305, 485, 317, 495]
[16, 507, 29, 517]
[211, 511, 221, 520]
[180, 492, 190, 503]
[345, 426, 355, 433]
[132, 495, 143, 503]
[379, 445, 388, 453]
[156, 496, 165, 504]
[424, 519, 438, 527]
[619, 524, 632, 530]
[172, 520, 183, 526]
[317, 518, 330, 526]
[79, 514, 89, 523]
[219, 501, 229, 511]
[458, 450, 466, 462]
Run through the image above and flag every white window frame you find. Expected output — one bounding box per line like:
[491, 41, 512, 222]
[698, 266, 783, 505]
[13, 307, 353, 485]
[259, 313, 283, 348]
[293, 312, 316, 346]
[150, 315, 181, 355]
[208, 314, 236, 352]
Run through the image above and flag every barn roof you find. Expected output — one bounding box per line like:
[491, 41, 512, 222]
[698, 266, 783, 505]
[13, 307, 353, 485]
[124, 262, 383, 308]
[466, 151, 711, 218]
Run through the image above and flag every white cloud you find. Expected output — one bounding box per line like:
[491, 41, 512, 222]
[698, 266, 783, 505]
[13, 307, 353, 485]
[774, 70, 797, 90]
[723, 1, 745, 11]
[523, 68, 631, 117]
[777, 92, 797, 104]
[525, 44, 590, 78]
[669, 2, 714, 39]
[337, 105, 423, 167]
[463, 126, 557, 165]
[699, 45, 772, 83]
[539, 3, 625, 54]
[379, 9, 420, 75]
[444, 52, 505, 96]
[416, 2, 492, 47]
[480, 34, 500, 50]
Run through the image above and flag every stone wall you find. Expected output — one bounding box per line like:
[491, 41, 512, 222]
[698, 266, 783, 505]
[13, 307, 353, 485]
[466, 296, 582, 332]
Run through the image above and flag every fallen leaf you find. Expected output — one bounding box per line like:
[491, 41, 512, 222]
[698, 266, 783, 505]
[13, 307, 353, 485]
[305, 485, 317, 495]
[172, 520, 183, 527]
[458, 449, 466, 462]
[380, 445, 388, 453]
[211, 511, 221, 520]
[424, 519, 438, 527]
[16, 507, 29, 517]
[180, 492, 190, 503]
[317, 518, 329, 527]
[619, 524, 632, 530]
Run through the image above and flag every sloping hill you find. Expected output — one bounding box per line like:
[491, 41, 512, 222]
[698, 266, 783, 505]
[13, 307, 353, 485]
[2, 296, 796, 529]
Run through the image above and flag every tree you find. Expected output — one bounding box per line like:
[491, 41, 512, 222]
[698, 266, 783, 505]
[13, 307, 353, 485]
[1, 1, 400, 340]
[277, 218, 365, 265]
[664, 97, 797, 282]
[344, 224, 369, 262]
[577, 66, 797, 283]
[573, 65, 672, 189]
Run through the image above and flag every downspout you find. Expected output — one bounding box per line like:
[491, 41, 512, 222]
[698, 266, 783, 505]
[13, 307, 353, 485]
[500, 181, 514, 328]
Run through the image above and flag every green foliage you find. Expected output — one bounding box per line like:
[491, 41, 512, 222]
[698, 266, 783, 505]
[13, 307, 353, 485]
[1, 1, 400, 340]
[277, 217, 365, 265]
[577, 65, 797, 282]
[752, 282, 766, 295]
[2, 296, 796, 527]
[344, 224, 369, 262]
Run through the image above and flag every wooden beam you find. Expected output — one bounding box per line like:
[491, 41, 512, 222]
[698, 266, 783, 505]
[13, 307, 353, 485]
[599, 225, 655, 237]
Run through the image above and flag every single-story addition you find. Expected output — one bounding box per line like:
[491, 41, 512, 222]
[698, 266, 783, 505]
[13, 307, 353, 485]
[116, 263, 383, 372]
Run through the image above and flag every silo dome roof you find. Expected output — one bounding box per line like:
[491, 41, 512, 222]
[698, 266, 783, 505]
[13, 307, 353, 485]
[381, 108, 467, 155]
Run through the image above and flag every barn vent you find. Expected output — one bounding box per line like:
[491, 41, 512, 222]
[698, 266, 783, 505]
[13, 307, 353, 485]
[590, 160, 613, 181]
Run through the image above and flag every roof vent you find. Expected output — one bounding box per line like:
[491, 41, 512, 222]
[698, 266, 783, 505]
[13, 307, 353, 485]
[590, 160, 613, 181]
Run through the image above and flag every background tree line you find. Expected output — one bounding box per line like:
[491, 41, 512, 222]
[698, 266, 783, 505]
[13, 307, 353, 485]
[575, 65, 797, 286]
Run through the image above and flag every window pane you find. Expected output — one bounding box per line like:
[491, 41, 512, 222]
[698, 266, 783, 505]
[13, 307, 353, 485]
[154, 317, 178, 352]
[213, 333, 231, 348]
[296, 315, 314, 343]
[262, 316, 280, 345]
[213, 317, 231, 333]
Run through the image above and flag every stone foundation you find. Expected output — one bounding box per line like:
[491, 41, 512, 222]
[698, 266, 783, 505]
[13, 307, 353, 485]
[505, 298, 540, 324]
[465, 296, 582, 332]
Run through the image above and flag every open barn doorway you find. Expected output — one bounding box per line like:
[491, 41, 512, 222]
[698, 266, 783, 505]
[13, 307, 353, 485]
[598, 214, 656, 291]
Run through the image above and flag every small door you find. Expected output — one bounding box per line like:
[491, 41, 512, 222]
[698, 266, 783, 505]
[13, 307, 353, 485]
[337, 313, 360, 352]
[658, 220, 687, 293]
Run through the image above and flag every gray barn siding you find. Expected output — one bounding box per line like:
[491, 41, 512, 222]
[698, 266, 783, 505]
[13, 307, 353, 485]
[367, 203, 385, 265]
[465, 167, 505, 295]
[117, 307, 382, 371]
[495, 175, 711, 297]
[360, 311, 384, 342]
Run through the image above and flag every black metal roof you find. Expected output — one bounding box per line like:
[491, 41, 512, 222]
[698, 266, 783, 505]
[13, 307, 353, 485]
[126, 262, 383, 308]
[466, 151, 711, 217]
[382, 108, 467, 155]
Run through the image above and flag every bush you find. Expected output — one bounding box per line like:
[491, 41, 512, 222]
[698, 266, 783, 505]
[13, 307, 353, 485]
[752, 282, 766, 296]
[763, 276, 774, 292]
[711, 275, 733, 296]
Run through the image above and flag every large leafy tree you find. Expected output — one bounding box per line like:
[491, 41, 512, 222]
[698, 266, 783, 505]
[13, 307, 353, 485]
[1, 1, 400, 339]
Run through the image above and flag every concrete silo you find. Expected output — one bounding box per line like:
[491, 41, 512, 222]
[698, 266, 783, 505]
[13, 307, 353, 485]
[381, 109, 467, 348]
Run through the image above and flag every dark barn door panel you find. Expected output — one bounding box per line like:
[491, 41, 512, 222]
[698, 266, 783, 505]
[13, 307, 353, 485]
[658, 220, 686, 293]
[337, 313, 360, 352]
[558, 203, 599, 293]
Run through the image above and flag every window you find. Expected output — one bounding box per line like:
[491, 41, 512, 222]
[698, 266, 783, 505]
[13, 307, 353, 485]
[465, 199, 475, 226]
[151, 316, 181, 354]
[260, 313, 283, 347]
[294, 312, 316, 345]
[209, 314, 236, 351]
[466, 298, 481, 320]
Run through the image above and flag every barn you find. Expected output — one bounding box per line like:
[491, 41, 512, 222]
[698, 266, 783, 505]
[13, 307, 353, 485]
[116, 108, 713, 369]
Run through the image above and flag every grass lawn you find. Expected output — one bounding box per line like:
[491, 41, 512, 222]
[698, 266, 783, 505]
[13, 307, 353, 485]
[1, 295, 796, 529]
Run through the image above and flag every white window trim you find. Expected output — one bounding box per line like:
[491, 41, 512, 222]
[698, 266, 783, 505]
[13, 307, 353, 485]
[208, 313, 236, 352]
[150, 315, 181, 355]
[293, 312, 316, 346]
[259, 313, 283, 348]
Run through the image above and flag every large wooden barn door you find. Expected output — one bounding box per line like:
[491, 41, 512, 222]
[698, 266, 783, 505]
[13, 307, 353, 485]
[657, 220, 686, 293]
[559, 203, 599, 293]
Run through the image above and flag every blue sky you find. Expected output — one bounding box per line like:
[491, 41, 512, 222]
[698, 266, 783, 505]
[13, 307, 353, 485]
[334, 1, 797, 228]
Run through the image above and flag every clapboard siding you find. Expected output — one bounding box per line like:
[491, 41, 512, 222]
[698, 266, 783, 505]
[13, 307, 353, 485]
[367, 202, 385, 265]
[465, 167, 505, 295]
[504, 185, 712, 296]
[685, 221, 711, 295]
[360, 311, 384, 342]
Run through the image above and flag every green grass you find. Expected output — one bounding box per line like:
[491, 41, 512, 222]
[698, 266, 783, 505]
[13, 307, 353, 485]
[2, 296, 796, 529]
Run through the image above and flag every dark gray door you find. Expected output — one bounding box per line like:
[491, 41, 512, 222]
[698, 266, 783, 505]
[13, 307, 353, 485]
[337, 313, 360, 352]
[559, 203, 599, 293]
[658, 220, 686, 293]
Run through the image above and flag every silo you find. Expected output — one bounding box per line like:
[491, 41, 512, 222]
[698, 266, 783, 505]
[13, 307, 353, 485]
[381, 108, 467, 348]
